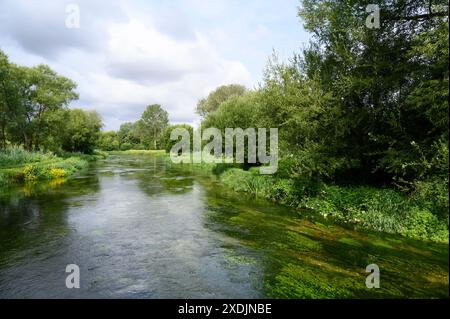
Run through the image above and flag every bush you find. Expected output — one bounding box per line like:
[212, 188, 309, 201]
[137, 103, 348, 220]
[49, 168, 67, 178]
[412, 177, 449, 223]
[120, 142, 133, 151]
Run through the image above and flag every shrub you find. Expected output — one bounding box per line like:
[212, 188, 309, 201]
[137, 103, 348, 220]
[120, 142, 133, 151]
[23, 164, 38, 183]
[412, 177, 449, 223]
[49, 168, 67, 178]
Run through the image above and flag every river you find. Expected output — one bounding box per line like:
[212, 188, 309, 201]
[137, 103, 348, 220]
[0, 154, 448, 298]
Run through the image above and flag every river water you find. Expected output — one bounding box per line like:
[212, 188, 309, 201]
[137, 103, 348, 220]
[0, 155, 448, 298]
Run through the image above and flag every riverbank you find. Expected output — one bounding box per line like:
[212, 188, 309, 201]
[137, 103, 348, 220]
[1, 153, 447, 298]
[3, 148, 447, 243]
[108, 150, 166, 155]
[221, 168, 448, 242]
[0, 148, 106, 187]
[167, 159, 448, 243]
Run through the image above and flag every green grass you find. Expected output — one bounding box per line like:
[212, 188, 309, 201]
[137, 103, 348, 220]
[0, 147, 56, 167]
[163, 155, 242, 176]
[108, 149, 166, 155]
[218, 168, 449, 242]
[0, 148, 93, 187]
[0, 157, 88, 186]
[61, 149, 108, 161]
[302, 185, 448, 242]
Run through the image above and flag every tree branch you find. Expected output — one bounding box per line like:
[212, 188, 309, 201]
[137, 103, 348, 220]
[387, 11, 449, 22]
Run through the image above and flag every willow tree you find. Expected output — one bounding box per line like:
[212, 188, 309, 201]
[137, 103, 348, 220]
[298, 0, 449, 184]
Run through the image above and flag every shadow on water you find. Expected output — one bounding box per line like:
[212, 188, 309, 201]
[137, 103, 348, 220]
[0, 174, 101, 262]
[0, 169, 101, 298]
[0, 154, 448, 298]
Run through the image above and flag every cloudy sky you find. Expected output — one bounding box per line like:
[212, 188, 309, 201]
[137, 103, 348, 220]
[0, 0, 310, 130]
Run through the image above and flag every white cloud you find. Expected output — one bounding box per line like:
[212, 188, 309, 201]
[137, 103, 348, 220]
[0, 0, 308, 130]
[106, 21, 213, 84]
[73, 19, 251, 129]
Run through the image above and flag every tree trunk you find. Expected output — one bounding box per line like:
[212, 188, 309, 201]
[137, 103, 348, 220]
[23, 132, 32, 151]
[0, 123, 5, 149]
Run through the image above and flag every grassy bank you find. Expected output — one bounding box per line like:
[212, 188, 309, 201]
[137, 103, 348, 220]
[219, 168, 448, 242]
[0, 148, 105, 187]
[167, 157, 448, 242]
[108, 149, 166, 155]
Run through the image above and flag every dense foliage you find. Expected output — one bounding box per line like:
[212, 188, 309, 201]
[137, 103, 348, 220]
[196, 84, 247, 118]
[182, 0, 448, 240]
[0, 147, 91, 186]
[161, 124, 194, 153]
[0, 50, 102, 154]
[97, 104, 169, 151]
[198, 1, 448, 186]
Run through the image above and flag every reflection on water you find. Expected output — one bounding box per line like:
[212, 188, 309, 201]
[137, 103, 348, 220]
[0, 155, 448, 298]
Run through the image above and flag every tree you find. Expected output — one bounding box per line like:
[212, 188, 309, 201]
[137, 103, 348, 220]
[117, 121, 145, 148]
[141, 104, 169, 149]
[118, 122, 134, 144]
[0, 49, 80, 151]
[196, 84, 246, 118]
[0, 51, 20, 149]
[97, 131, 120, 151]
[19, 64, 78, 150]
[257, 55, 344, 180]
[202, 92, 260, 130]
[61, 109, 102, 154]
[161, 124, 194, 153]
[298, 0, 449, 184]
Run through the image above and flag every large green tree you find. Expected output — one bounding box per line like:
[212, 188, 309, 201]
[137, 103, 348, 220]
[196, 84, 246, 118]
[97, 131, 120, 151]
[61, 109, 102, 154]
[0, 50, 79, 151]
[0, 51, 21, 149]
[298, 0, 449, 184]
[18, 65, 78, 150]
[141, 104, 169, 149]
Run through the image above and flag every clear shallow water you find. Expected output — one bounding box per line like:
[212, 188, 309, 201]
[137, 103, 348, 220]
[0, 155, 448, 298]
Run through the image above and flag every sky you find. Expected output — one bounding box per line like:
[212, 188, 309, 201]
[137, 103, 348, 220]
[0, 0, 310, 130]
